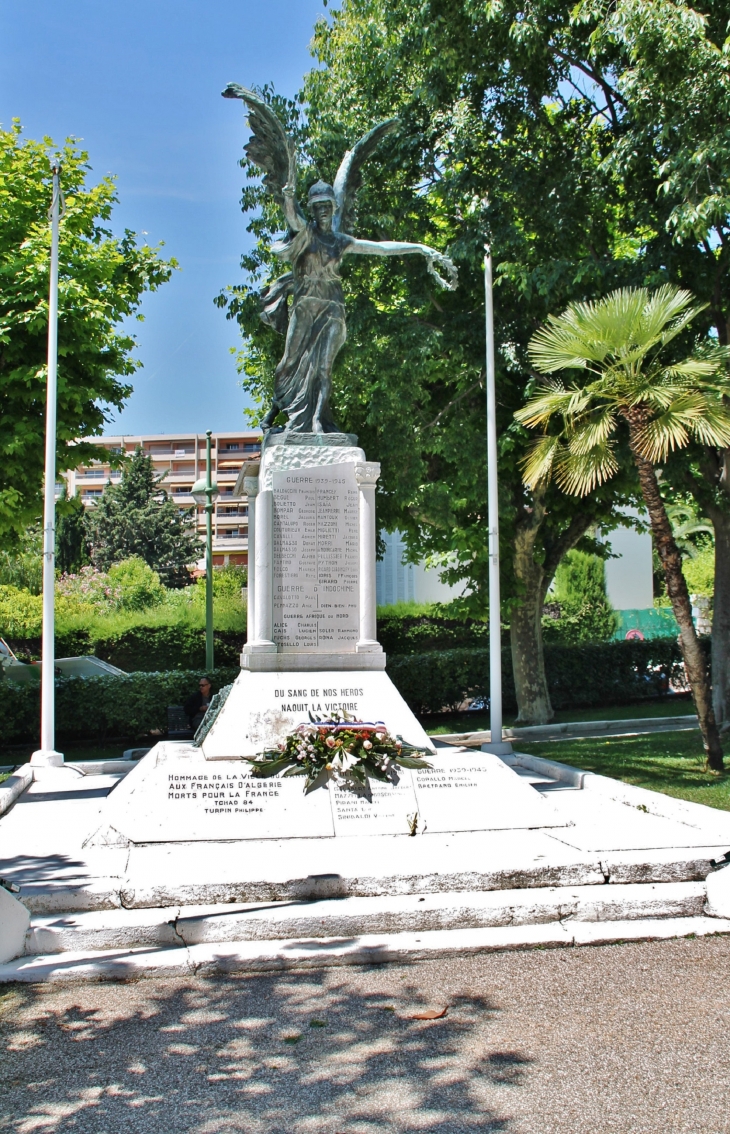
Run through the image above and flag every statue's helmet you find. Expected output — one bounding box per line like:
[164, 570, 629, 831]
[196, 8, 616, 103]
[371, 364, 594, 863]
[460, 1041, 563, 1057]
[307, 180, 336, 208]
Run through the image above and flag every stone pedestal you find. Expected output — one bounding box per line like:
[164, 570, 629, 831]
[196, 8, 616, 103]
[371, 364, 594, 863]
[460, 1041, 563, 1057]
[87, 742, 562, 847]
[197, 432, 428, 757]
[242, 433, 385, 672]
[86, 431, 567, 862]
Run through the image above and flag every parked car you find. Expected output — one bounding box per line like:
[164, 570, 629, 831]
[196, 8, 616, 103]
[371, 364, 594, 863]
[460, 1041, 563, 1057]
[0, 638, 125, 682]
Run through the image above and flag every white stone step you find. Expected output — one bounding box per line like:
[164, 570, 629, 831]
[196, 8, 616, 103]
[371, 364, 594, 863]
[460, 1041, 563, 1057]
[25, 880, 707, 955]
[4, 914, 730, 984]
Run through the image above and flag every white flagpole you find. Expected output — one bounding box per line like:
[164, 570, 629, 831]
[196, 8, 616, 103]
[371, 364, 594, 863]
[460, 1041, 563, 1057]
[31, 164, 64, 768]
[481, 245, 512, 757]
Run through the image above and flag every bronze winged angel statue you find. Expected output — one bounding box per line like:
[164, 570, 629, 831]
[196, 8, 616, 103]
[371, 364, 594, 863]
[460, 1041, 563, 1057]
[223, 83, 458, 434]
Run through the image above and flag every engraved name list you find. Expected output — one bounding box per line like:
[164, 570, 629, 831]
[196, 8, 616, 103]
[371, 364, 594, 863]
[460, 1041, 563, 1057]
[272, 464, 359, 650]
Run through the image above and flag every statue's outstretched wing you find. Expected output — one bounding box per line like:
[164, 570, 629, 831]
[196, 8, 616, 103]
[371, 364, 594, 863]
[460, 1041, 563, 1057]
[333, 119, 398, 233]
[222, 83, 299, 214]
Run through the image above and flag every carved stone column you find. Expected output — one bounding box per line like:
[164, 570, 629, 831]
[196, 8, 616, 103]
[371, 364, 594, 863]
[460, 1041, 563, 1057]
[248, 481, 276, 654]
[355, 461, 383, 654]
[243, 475, 258, 648]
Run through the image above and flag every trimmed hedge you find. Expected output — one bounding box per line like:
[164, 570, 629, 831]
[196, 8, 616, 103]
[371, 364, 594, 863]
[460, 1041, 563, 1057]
[6, 627, 245, 670]
[0, 639, 698, 747]
[1, 668, 239, 747]
[377, 611, 490, 655]
[9, 612, 479, 668]
[387, 638, 695, 716]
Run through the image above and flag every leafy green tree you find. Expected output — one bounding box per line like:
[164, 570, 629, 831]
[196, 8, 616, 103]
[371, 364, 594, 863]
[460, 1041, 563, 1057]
[0, 526, 42, 593]
[583, 0, 730, 727]
[56, 490, 90, 575]
[253, 0, 730, 732]
[0, 122, 175, 537]
[218, 17, 641, 724]
[544, 551, 618, 645]
[515, 285, 730, 770]
[84, 450, 199, 587]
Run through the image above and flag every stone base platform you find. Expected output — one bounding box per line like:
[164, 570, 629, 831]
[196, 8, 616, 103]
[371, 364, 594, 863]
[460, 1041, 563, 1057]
[1, 747, 730, 982]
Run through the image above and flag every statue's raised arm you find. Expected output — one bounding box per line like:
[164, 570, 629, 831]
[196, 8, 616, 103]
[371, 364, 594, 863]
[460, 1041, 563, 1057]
[332, 120, 458, 291]
[224, 84, 458, 434]
[222, 83, 304, 230]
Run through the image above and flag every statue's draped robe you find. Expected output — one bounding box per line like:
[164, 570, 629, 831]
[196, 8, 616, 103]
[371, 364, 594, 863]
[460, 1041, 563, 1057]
[261, 225, 353, 433]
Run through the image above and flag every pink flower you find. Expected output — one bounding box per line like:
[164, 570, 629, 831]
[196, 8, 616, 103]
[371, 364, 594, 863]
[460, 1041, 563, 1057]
[362, 739, 372, 750]
[325, 736, 336, 748]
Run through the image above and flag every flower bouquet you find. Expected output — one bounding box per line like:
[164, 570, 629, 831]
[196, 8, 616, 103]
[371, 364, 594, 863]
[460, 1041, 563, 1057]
[243, 712, 432, 794]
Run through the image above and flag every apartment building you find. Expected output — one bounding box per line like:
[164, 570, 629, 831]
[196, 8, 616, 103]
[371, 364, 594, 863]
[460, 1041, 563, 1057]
[64, 431, 262, 567]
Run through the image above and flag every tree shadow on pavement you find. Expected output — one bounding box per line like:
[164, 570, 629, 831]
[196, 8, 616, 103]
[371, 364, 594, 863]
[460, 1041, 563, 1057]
[0, 965, 531, 1133]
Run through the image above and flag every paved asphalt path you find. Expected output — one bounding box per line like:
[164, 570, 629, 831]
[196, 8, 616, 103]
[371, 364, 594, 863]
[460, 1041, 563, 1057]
[2, 936, 730, 1133]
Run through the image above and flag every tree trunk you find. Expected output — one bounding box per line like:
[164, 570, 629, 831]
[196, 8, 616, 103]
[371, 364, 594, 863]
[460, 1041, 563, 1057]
[510, 490, 554, 725]
[705, 498, 730, 731]
[629, 433, 723, 770]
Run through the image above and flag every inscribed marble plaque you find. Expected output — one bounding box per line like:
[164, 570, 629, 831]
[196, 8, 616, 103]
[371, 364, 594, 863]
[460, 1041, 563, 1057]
[413, 752, 556, 832]
[330, 773, 421, 837]
[272, 464, 359, 651]
[97, 746, 335, 843]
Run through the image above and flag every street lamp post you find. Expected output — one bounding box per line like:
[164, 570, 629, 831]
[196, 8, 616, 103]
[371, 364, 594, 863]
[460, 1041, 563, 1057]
[192, 431, 219, 672]
[481, 245, 512, 757]
[32, 164, 64, 769]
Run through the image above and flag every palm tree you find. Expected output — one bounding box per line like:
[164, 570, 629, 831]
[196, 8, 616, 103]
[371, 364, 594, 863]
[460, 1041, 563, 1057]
[666, 503, 713, 560]
[514, 285, 730, 771]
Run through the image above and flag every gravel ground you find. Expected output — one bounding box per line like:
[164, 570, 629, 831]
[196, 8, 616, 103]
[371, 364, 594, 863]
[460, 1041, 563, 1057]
[2, 936, 730, 1133]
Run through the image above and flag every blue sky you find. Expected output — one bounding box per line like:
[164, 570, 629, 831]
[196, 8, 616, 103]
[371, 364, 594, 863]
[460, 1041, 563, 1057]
[0, 0, 326, 435]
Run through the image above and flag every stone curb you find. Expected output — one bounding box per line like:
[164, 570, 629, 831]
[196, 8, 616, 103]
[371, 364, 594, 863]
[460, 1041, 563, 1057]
[3, 915, 730, 983]
[0, 764, 33, 819]
[436, 714, 699, 746]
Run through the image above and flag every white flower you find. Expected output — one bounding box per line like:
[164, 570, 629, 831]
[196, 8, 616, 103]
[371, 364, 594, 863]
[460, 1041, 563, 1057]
[338, 750, 359, 773]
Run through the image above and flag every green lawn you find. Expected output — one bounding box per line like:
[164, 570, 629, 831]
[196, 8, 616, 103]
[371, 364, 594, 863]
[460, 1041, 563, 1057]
[426, 697, 696, 735]
[518, 730, 730, 812]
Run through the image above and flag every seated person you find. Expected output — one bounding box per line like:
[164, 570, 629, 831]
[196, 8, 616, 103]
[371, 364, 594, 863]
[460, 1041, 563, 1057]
[184, 677, 212, 731]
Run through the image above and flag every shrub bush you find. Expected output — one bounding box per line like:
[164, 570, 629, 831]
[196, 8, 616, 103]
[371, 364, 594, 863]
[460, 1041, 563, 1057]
[542, 550, 618, 644]
[0, 585, 42, 638]
[1, 668, 240, 746]
[107, 557, 166, 610]
[5, 625, 245, 669]
[386, 638, 694, 716]
[0, 639, 698, 747]
[377, 608, 490, 655]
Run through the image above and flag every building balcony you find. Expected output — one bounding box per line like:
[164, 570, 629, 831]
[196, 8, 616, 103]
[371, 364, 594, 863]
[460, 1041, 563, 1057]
[161, 470, 198, 482]
[213, 539, 247, 552]
[147, 445, 196, 457]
